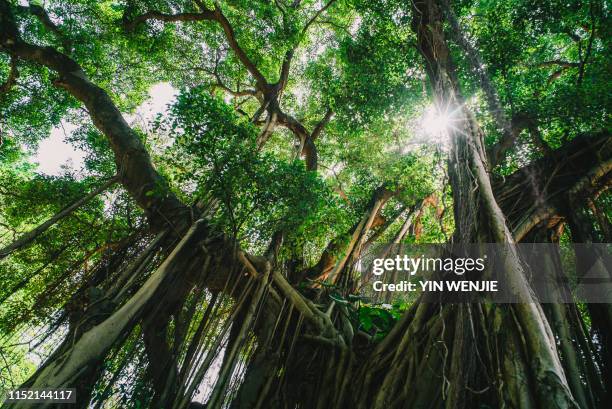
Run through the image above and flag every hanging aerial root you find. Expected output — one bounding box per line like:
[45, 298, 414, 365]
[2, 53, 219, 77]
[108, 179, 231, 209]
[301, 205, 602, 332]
[206, 261, 271, 408]
[174, 274, 259, 409]
[11, 219, 208, 408]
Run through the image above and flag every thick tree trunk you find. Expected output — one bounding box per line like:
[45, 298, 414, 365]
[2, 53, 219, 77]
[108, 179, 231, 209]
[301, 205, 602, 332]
[412, 1, 575, 407]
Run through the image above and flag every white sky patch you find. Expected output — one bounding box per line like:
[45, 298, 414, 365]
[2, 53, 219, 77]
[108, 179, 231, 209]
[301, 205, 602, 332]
[33, 122, 86, 176]
[350, 15, 362, 36]
[33, 83, 177, 176]
[321, 161, 345, 180]
[127, 82, 177, 124]
[192, 344, 226, 404]
[292, 83, 309, 106]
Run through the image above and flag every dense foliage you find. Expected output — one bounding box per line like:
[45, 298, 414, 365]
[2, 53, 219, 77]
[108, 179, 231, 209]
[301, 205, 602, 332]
[0, 0, 609, 408]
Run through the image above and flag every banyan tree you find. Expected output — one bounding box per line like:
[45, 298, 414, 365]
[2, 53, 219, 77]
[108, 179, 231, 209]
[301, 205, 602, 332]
[0, 0, 610, 408]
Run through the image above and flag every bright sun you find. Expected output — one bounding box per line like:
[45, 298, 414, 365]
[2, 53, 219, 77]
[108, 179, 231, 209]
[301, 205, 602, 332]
[421, 105, 452, 137]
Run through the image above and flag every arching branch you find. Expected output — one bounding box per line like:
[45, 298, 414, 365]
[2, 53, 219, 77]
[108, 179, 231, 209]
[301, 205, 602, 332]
[124, 2, 335, 172]
[276, 109, 318, 170]
[23, 3, 72, 51]
[124, 5, 268, 89]
[496, 132, 612, 241]
[0, 55, 17, 95]
[311, 108, 334, 141]
[301, 0, 338, 37]
[276, 108, 333, 171]
[0, 175, 119, 259]
[1, 1, 189, 230]
[124, 11, 212, 29]
[210, 6, 269, 88]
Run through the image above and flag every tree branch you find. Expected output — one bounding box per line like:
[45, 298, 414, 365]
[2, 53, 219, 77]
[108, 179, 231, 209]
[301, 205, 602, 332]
[440, 0, 514, 168]
[276, 109, 318, 170]
[278, 49, 294, 91]
[209, 54, 259, 97]
[210, 6, 269, 89]
[25, 4, 72, 52]
[125, 2, 336, 172]
[301, 0, 337, 37]
[212, 82, 258, 97]
[0, 176, 119, 259]
[311, 108, 333, 141]
[0, 55, 17, 95]
[537, 60, 580, 68]
[1, 1, 189, 230]
[124, 5, 269, 89]
[124, 11, 213, 31]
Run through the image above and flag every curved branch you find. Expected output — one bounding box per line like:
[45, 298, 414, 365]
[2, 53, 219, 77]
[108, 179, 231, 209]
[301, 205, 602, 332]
[497, 132, 612, 240]
[513, 155, 611, 242]
[209, 6, 269, 88]
[1, 1, 189, 230]
[125, 2, 336, 168]
[311, 108, 333, 141]
[276, 108, 334, 171]
[124, 5, 269, 89]
[513, 205, 558, 242]
[25, 4, 72, 51]
[124, 11, 212, 30]
[301, 0, 337, 37]
[0, 55, 17, 95]
[276, 109, 318, 170]
[0, 175, 119, 259]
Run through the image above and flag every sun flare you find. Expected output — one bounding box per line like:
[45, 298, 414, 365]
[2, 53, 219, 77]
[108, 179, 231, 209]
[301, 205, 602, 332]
[421, 105, 452, 137]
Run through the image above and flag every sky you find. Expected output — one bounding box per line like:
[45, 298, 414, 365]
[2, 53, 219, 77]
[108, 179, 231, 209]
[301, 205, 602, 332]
[33, 83, 177, 176]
